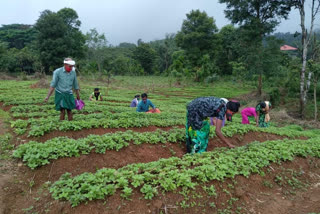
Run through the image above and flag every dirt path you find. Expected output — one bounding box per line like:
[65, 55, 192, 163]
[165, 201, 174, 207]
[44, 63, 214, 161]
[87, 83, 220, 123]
[0, 117, 16, 214]
[236, 158, 320, 214]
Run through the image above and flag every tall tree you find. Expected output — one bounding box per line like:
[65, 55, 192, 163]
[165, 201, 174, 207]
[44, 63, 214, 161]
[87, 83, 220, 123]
[219, 0, 291, 94]
[289, 0, 320, 118]
[133, 42, 157, 74]
[85, 28, 108, 74]
[0, 24, 38, 49]
[35, 8, 85, 73]
[150, 33, 178, 73]
[175, 10, 218, 69]
[216, 25, 241, 75]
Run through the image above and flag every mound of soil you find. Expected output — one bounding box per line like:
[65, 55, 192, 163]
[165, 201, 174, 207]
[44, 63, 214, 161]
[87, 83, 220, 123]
[1, 131, 292, 214]
[30, 78, 49, 89]
[0, 73, 17, 80]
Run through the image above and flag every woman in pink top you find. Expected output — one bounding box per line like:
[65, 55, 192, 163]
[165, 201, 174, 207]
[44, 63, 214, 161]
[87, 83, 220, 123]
[241, 107, 257, 125]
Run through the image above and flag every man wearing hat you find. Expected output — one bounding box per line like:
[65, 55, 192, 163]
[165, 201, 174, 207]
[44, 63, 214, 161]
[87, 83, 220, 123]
[186, 97, 240, 154]
[44, 58, 80, 121]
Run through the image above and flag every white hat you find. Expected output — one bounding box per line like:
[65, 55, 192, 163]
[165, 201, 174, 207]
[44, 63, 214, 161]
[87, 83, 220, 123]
[64, 59, 76, 65]
[221, 98, 229, 103]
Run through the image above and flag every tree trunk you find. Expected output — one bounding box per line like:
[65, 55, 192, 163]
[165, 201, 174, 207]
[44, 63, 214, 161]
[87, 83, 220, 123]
[258, 73, 262, 96]
[299, 2, 307, 119]
[300, 45, 309, 118]
[298, 0, 319, 118]
[97, 61, 102, 78]
[314, 78, 318, 121]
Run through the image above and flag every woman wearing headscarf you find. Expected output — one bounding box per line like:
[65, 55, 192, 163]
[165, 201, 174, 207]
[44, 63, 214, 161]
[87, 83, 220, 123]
[186, 97, 240, 154]
[255, 101, 271, 127]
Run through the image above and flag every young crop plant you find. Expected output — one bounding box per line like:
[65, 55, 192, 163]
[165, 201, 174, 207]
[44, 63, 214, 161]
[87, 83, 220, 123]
[202, 185, 217, 197]
[140, 184, 158, 200]
[49, 137, 320, 207]
[121, 187, 133, 200]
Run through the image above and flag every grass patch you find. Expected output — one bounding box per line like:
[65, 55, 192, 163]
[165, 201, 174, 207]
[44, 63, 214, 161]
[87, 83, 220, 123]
[0, 134, 14, 160]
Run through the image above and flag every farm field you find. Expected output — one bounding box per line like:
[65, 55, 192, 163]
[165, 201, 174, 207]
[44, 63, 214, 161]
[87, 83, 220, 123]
[1, 77, 320, 214]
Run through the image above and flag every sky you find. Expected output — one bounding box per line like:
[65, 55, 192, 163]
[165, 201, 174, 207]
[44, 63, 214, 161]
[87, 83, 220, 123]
[0, 0, 312, 45]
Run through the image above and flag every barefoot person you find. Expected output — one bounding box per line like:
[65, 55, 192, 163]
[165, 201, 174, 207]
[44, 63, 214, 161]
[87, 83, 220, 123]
[186, 97, 240, 154]
[44, 58, 80, 121]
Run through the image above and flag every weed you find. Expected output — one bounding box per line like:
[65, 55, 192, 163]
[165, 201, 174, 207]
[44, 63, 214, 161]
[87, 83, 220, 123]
[263, 180, 273, 188]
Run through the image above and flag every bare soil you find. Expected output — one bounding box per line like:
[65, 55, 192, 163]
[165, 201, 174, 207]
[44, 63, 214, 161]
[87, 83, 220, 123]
[1, 95, 320, 214]
[22, 125, 185, 143]
[2, 131, 302, 214]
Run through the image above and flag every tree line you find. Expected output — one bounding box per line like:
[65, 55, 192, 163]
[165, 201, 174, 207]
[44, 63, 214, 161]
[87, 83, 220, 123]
[1, 0, 320, 119]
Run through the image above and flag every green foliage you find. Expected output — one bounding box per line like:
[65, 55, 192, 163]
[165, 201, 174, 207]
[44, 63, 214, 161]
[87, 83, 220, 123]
[0, 134, 14, 160]
[35, 8, 85, 72]
[49, 137, 320, 206]
[268, 87, 280, 107]
[219, 0, 291, 35]
[0, 24, 38, 49]
[150, 33, 178, 73]
[216, 25, 242, 75]
[176, 9, 219, 80]
[13, 128, 185, 168]
[133, 42, 157, 74]
[14, 120, 320, 169]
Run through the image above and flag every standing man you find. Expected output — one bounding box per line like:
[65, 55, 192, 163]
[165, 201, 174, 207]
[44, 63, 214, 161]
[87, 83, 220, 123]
[186, 97, 240, 154]
[44, 58, 80, 121]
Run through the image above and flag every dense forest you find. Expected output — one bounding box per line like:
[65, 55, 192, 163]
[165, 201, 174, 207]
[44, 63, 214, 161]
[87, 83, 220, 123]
[1, 1, 320, 119]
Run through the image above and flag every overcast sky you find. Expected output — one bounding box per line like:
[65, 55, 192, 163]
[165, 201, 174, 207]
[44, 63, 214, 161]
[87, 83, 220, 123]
[0, 0, 313, 45]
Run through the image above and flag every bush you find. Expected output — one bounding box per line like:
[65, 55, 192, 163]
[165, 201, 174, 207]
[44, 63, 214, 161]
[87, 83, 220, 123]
[268, 88, 280, 107]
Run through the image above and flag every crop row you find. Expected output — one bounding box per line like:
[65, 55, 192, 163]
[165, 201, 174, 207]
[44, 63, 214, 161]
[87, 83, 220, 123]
[10, 103, 186, 118]
[49, 137, 320, 206]
[13, 123, 317, 169]
[13, 128, 185, 169]
[10, 102, 129, 113]
[11, 105, 136, 118]
[11, 112, 186, 136]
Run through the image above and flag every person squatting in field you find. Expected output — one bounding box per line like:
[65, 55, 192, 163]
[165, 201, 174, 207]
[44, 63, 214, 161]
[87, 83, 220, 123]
[136, 93, 161, 113]
[130, 94, 140, 107]
[255, 101, 271, 127]
[44, 58, 80, 121]
[89, 88, 103, 101]
[186, 97, 240, 154]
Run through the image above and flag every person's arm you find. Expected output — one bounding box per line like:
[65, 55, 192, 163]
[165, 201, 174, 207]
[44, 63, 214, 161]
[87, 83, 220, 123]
[73, 73, 80, 100]
[45, 70, 58, 102]
[136, 102, 141, 112]
[255, 111, 259, 126]
[89, 94, 93, 101]
[75, 89, 80, 100]
[215, 119, 235, 148]
[44, 87, 55, 102]
[100, 95, 103, 101]
[149, 100, 155, 109]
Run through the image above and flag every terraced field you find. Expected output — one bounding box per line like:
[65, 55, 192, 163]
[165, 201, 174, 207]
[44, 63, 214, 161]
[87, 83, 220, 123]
[1, 78, 320, 214]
